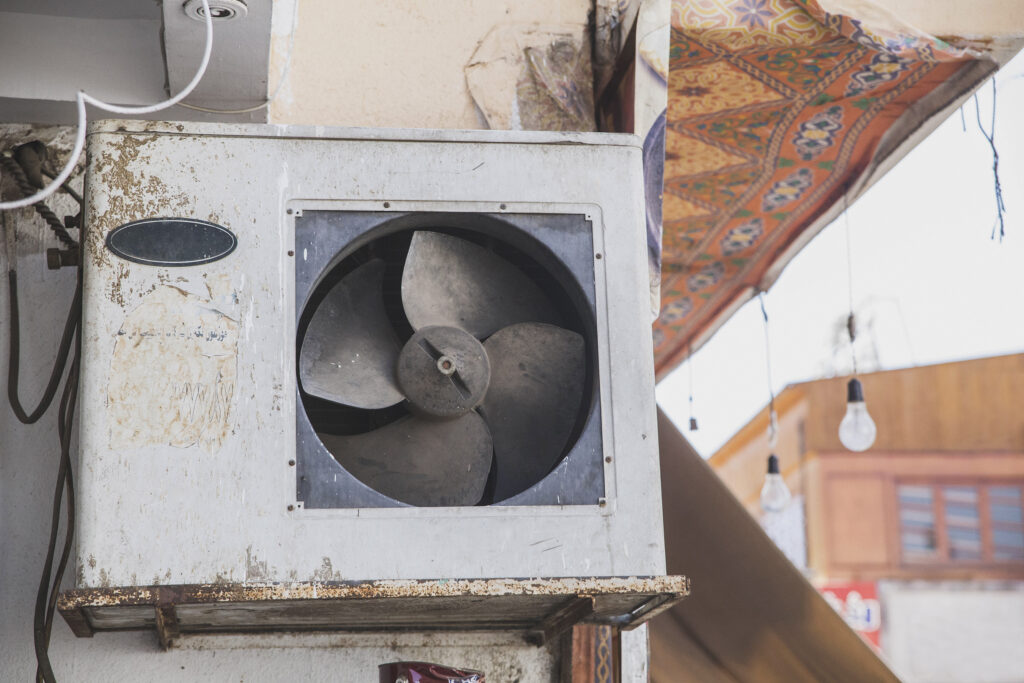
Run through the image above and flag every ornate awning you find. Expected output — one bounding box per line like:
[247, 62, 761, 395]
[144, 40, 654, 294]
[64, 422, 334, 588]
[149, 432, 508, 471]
[652, 0, 993, 378]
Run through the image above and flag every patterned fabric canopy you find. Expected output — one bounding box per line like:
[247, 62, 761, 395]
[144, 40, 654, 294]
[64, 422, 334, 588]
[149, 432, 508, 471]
[652, 0, 974, 378]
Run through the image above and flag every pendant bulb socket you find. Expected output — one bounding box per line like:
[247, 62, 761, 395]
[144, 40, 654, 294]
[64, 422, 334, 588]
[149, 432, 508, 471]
[847, 377, 865, 402]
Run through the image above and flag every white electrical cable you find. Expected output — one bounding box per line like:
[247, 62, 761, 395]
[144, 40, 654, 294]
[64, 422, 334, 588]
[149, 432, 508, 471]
[0, 0, 214, 211]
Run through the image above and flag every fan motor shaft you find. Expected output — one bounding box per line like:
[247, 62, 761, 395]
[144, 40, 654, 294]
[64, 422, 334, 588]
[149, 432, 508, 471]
[397, 326, 490, 418]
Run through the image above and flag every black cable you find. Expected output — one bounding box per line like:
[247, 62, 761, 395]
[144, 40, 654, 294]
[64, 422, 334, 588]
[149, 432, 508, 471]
[973, 79, 1006, 241]
[40, 168, 84, 206]
[42, 324, 80, 675]
[32, 310, 79, 683]
[3, 150, 83, 682]
[7, 269, 82, 424]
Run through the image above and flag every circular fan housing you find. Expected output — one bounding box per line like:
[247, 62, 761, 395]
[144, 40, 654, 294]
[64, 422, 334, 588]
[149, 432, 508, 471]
[296, 221, 593, 507]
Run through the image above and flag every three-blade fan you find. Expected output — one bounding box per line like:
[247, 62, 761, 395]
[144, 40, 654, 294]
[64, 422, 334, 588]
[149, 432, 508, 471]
[299, 231, 585, 506]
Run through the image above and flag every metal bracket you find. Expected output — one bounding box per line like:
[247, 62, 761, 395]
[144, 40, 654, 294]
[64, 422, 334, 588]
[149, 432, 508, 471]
[154, 604, 181, 651]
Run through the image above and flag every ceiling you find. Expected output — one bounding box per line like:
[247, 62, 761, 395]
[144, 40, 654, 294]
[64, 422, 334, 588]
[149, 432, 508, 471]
[0, 0, 272, 124]
[0, 0, 160, 20]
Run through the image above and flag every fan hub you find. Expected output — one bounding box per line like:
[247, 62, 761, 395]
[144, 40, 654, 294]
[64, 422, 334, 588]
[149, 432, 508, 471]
[397, 326, 490, 418]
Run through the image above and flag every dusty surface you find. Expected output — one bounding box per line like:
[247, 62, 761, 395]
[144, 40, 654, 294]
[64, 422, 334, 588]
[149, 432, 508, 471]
[107, 279, 238, 453]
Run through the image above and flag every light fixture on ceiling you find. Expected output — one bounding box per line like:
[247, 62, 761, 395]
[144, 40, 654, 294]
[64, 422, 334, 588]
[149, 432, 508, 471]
[184, 0, 247, 21]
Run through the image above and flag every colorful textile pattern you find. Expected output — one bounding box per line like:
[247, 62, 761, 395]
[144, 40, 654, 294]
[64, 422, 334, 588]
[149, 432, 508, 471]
[653, 0, 970, 377]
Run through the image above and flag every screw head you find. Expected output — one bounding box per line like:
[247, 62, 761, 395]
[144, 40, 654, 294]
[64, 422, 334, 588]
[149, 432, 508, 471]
[288, 459, 295, 467]
[287, 504, 295, 511]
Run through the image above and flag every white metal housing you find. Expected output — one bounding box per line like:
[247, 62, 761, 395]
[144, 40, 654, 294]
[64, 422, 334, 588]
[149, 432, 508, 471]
[77, 120, 665, 587]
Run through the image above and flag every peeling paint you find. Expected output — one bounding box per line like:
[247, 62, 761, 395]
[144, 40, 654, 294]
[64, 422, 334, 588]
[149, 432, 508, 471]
[311, 557, 343, 582]
[108, 282, 239, 453]
[246, 547, 270, 582]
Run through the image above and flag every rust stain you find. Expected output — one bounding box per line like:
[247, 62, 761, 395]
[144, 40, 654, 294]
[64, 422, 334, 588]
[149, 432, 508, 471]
[246, 547, 270, 582]
[61, 576, 690, 608]
[311, 557, 343, 582]
[58, 576, 689, 639]
[86, 133, 196, 271]
[108, 280, 239, 453]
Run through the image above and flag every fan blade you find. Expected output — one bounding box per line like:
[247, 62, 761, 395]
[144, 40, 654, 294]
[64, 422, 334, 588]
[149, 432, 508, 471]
[319, 412, 493, 507]
[401, 231, 560, 339]
[480, 322, 585, 502]
[299, 259, 404, 409]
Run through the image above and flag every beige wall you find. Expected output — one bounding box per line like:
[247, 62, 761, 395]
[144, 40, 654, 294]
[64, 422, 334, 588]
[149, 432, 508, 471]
[820, 0, 1024, 38]
[268, 0, 591, 128]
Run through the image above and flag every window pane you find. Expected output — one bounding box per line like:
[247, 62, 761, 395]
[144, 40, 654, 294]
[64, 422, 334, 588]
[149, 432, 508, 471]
[990, 504, 1023, 524]
[987, 485, 1024, 562]
[988, 486, 1021, 502]
[899, 485, 937, 559]
[947, 526, 982, 559]
[945, 503, 979, 525]
[900, 508, 934, 526]
[901, 531, 936, 555]
[943, 486, 978, 504]
[992, 528, 1024, 550]
[942, 486, 980, 561]
[899, 485, 933, 506]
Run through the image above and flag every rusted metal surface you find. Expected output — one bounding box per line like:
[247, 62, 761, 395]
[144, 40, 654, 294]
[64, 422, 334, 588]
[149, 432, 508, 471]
[154, 604, 181, 651]
[59, 607, 94, 638]
[58, 576, 688, 642]
[533, 596, 595, 645]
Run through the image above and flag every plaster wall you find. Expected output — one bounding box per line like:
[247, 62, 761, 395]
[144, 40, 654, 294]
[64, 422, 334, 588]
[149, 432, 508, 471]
[879, 581, 1024, 683]
[821, 0, 1024, 38]
[267, 0, 591, 128]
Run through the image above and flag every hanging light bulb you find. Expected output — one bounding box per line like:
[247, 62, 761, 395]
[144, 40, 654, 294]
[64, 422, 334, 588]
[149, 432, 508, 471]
[760, 454, 791, 512]
[838, 377, 876, 451]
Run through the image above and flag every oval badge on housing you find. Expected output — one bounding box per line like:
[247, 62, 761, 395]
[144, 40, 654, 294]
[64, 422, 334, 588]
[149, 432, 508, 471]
[106, 218, 237, 267]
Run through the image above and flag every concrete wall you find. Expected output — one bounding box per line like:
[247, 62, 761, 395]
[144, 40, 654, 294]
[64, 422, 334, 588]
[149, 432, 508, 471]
[879, 581, 1024, 683]
[267, 0, 591, 128]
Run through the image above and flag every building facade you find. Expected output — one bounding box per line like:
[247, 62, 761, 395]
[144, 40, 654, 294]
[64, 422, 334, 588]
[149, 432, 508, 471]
[710, 354, 1024, 682]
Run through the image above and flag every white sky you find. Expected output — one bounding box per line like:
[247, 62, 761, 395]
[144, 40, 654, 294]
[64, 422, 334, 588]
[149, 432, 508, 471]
[657, 51, 1024, 458]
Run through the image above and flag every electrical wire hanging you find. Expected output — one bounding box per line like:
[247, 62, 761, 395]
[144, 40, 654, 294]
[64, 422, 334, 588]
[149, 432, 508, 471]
[757, 290, 778, 446]
[3, 184, 83, 683]
[33, 274, 80, 683]
[0, 0, 215, 212]
[973, 78, 1006, 241]
[687, 344, 698, 431]
[842, 191, 858, 375]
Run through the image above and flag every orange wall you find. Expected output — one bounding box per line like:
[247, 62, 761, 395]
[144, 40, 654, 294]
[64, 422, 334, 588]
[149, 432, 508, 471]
[812, 450, 1024, 581]
[709, 354, 1024, 581]
[802, 354, 1024, 453]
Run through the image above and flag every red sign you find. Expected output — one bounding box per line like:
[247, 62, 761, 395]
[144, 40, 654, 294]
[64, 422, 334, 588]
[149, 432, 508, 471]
[818, 581, 882, 649]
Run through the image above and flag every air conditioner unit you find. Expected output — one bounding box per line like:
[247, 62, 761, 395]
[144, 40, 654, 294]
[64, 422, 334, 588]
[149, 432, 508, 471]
[65, 120, 679, 639]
